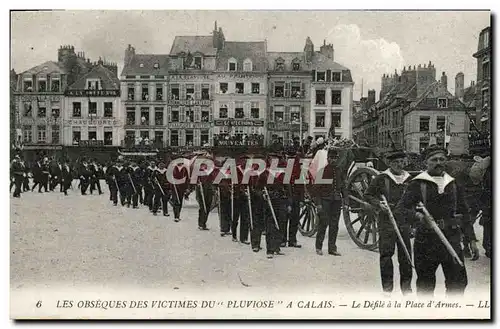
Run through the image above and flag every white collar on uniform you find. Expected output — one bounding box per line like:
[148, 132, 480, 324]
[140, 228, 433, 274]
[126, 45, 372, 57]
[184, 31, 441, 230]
[156, 168, 167, 174]
[382, 169, 410, 185]
[115, 165, 123, 171]
[412, 171, 455, 194]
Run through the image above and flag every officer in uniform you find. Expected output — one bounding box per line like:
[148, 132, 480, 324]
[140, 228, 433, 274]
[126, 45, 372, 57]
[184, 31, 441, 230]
[79, 159, 91, 195]
[151, 161, 170, 216]
[395, 145, 479, 296]
[365, 148, 413, 295]
[49, 158, 62, 192]
[39, 157, 51, 193]
[170, 161, 190, 222]
[312, 148, 343, 256]
[31, 158, 42, 192]
[89, 159, 103, 195]
[61, 158, 73, 196]
[11, 155, 25, 198]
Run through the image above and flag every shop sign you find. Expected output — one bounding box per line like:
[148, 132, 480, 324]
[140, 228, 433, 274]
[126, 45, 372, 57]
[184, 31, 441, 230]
[65, 89, 120, 97]
[64, 119, 121, 127]
[168, 99, 211, 106]
[169, 122, 211, 129]
[214, 119, 264, 127]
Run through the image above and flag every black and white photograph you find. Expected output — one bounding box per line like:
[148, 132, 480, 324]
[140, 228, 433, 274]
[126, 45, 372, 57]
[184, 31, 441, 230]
[8, 9, 492, 320]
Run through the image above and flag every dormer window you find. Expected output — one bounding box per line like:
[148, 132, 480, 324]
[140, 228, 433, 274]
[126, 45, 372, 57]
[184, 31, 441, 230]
[292, 62, 300, 71]
[38, 79, 47, 92]
[194, 56, 202, 69]
[437, 98, 448, 108]
[316, 72, 326, 82]
[275, 58, 285, 71]
[23, 78, 33, 92]
[243, 59, 252, 72]
[154, 63, 160, 69]
[332, 72, 341, 82]
[86, 79, 100, 90]
[228, 58, 237, 71]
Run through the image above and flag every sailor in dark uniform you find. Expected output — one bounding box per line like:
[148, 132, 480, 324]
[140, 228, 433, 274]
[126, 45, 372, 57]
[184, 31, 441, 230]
[61, 158, 73, 196]
[216, 160, 233, 236]
[22, 159, 30, 192]
[11, 155, 25, 198]
[195, 162, 216, 230]
[79, 160, 92, 195]
[151, 161, 170, 216]
[128, 160, 143, 209]
[170, 161, 190, 222]
[49, 158, 62, 192]
[39, 157, 51, 193]
[394, 145, 479, 296]
[144, 161, 157, 211]
[107, 156, 128, 206]
[89, 159, 103, 195]
[31, 158, 42, 192]
[365, 148, 413, 295]
[248, 160, 271, 255]
[231, 159, 250, 244]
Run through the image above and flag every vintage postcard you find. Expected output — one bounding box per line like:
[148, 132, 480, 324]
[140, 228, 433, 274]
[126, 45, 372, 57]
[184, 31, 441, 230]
[9, 9, 491, 320]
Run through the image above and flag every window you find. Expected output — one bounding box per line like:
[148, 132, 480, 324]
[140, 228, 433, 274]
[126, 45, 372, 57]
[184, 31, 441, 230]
[23, 126, 32, 143]
[243, 59, 252, 72]
[37, 126, 46, 143]
[482, 89, 489, 108]
[202, 85, 210, 100]
[316, 90, 326, 105]
[274, 82, 284, 97]
[436, 116, 446, 132]
[332, 90, 342, 105]
[104, 102, 113, 117]
[482, 58, 490, 80]
[38, 107, 46, 118]
[72, 130, 81, 145]
[194, 57, 202, 69]
[155, 108, 163, 125]
[185, 109, 194, 122]
[140, 108, 149, 125]
[483, 30, 489, 49]
[171, 108, 179, 122]
[251, 102, 260, 119]
[186, 129, 194, 146]
[228, 58, 237, 71]
[292, 62, 300, 71]
[126, 108, 135, 125]
[201, 130, 209, 146]
[87, 79, 100, 90]
[38, 79, 47, 92]
[170, 130, 179, 146]
[419, 137, 430, 152]
[127, 85, 135, 100]
[154, 131, 164, 144]
[156, 84, 163, 101]
[220, 83, 228, 94]
[332, 112, 341, 128]
[275, 59, 285, 71]
[235, 105, 244, 119]
[51, 125, 60, 144]
[140, 131, 150, 140]
[50, 79, 60, 92]
[186, 84, 195, 100]
[21, 102, 32, 117]
[104, 131, 113, 145]
[88, 129, 97, 141]
[274, 106, 284, 122]
[291, 82, 302, 98]
[201, 109, 209, 122]
[142, 84, 149, 101]
[316, 72, 326, 82]
[51, 108, 60, 118]
[251, 83, 260, 94]
[332, 72, 341, 82]
[219, 105, 228, 119]
[236, 83, 244, 94]
[23, 79, 33, 92]
[171, 85, 179, 100]
[87, 102, 97, 117]
[419, 116, 430, 132]
[154, 63, 160, 69]
[125, 130, 135, 144]
[315, 112, 325, 128]
[437, 98, 448, 108]
[290, 106, 301, 124]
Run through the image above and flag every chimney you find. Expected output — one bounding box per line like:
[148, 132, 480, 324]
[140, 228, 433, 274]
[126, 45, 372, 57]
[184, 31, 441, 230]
[455, 72, 464, 100]
[319, 40, 334, 60]
[304, 37, 314, 63]
[440, 72, 448, 91]
[124, 44, 135, 65]
[367, 89, 376, 107]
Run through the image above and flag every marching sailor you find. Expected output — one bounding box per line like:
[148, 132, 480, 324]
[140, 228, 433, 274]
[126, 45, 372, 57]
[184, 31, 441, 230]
[21, 159, 30, 192]
[247, 160, 271, 255]
[144, 160, 157, 212]
[11, 154, 25, 198]
[89, 159, 103, 195]
[151, 161, 170, 216]
[282, 152, 304, 248]
[39, 157, 51, 193]
[61, 158, 73, 196]
[365, 148, 413, 295]
[231, 158, 250, 244]
[79, 159, 91, 195]
[128, 160, 143, 209]
[194, 162, 216, 231]
[216, 160, 233, 237]
[107, 156, 129, 206]
[170, 161, 190, 222]
[394, 145, 479, 296]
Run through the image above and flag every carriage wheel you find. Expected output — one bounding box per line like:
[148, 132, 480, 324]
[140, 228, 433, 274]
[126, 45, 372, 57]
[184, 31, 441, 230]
[343, 167, 380, 251]
[298, 196, 318, 237]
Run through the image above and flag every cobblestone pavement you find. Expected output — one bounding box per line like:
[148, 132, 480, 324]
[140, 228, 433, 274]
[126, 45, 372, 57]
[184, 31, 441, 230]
[10, 186, 491, 297]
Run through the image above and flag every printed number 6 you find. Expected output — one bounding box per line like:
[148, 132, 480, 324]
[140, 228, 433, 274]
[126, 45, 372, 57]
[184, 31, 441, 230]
[36, 301, 42, 308]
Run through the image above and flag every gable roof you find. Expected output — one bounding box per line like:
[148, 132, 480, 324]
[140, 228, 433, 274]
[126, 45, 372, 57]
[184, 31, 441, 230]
[68, 64, 120, 90]
[311, 52, 348, 71]
[216, 41, 267, 71]
[170, 36, 217, 56]
[267, 52, 310, 71]
[20, 61, 66, 76]
[121, 54, 169, 76]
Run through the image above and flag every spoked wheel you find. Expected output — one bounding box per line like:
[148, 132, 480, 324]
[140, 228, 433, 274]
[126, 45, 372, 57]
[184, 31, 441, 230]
[298, 197, 318, 237]
[343, 167, 380, 251]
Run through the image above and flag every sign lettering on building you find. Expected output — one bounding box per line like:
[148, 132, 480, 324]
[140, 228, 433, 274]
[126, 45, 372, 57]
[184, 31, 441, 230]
[216, 74, 264, 80]
[65, 90, 120, 97]
[168, 99, 211, 106]
[423, 131, 465, 137]
[214, 119, 264, 127]
[64, 119, 121, 127]
[268, 122, 308, 131]
[20, 117, 61, 125]
[169, 75, 212, 81]
[79, 140, 105, 147]
[168, 122, 211, 129]
[214, 139, 264, 147]
[20, 95, 61, 102]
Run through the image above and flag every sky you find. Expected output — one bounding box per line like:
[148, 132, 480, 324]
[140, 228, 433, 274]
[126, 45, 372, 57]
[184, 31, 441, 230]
[10, 10, 490, 101]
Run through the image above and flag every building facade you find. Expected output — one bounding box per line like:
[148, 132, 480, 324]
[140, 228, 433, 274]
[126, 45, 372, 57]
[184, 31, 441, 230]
[63, 61, 122, 149]
[308, 39, 354, 140]
[267, 48, 310, 145]
[473, 26, 491, 132]
[120, 45, 169, 148]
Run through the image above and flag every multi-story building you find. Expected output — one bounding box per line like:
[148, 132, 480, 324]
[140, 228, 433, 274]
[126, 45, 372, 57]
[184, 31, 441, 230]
[63, 60, 122, 159]
[167, 25, 219, 148]
[473, 26, 491, 133]
[352, 91, 377, 147]
[308, 39, 354, 140]
[267, 46, 310, 145]
[120, 45, 169, 148]
[10, 69, 18, 153]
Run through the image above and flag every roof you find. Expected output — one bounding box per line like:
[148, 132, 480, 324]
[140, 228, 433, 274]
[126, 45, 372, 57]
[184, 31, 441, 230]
[170, 36, 217, 56]
[68, 64, 120, 90]
[121, 54, 169, 76]
[216, 41, 267, 71]
[311, 52, 348, 71]
[20, 61, 66, 76]
[266, 52, 310, 71]
[410, 81, 465, 109]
